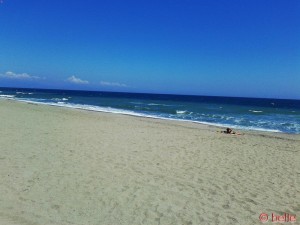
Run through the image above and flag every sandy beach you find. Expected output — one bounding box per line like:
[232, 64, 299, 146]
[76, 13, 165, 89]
[0, 99, 299, 225]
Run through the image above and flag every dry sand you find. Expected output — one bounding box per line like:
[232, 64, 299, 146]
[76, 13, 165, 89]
[0, 99, 299, 225]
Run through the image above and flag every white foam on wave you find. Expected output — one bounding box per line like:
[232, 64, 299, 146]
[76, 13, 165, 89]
[16, 92, 34, 95]
[176, 110, 187, 114]
[189, 120, 282, 133]
[17, 99, 158, 119]
[148, 103, 174, 106]
[131, 102, 171, 106]
[51, 98, 68, 102]
[249, 110, 263, 113]
[0, 94, 15, 98]
[130, 102, 181, 107]
[148, 103, 161, 106]
[229, 125, 281, 133]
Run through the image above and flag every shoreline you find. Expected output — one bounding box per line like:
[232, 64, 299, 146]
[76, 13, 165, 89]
[1, 97, 298, 137]
[0, 99, 299, 225]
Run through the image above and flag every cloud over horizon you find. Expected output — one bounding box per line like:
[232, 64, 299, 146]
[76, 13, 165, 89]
[100, 81, 127, 87]
[0, 71, 41, 80]
[67, 76, 89, 84]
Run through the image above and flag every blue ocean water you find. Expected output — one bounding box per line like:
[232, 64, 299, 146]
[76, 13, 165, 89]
[1, 87, 300, 134]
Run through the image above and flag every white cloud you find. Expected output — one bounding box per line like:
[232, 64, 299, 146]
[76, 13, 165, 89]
[0, 71, 40, 79]
[100, 81, 127, 87]
[67, 75, 89, 84]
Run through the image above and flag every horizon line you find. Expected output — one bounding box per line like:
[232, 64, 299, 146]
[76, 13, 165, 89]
[0, 86, 299, 101]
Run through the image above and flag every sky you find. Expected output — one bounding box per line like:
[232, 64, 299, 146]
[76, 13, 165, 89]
[0, 0, 299, 99]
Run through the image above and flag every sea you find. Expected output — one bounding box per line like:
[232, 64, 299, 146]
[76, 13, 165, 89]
[1, 87, 300, 134]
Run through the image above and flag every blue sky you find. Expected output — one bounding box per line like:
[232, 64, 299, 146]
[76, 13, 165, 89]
[0, 0, 299, 99]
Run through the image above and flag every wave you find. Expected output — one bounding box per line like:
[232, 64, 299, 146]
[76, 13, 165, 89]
[249, 110, 263, 113]
[176, 110, 187, 114]
[51, 98, 68, 101]
[148, 103, 174, 106]
[130, 102, 174, 107]
[148, 103, 161, 106]
[0, 94, 15, 98]
[16, 92, 34, 95]
[18, 99, 166, 120]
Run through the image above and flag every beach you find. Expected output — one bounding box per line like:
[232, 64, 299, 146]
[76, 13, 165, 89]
[0, 99, 299, 225]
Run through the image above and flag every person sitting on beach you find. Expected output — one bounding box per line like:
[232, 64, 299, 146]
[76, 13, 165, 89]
[225, 128, 235, 134]
[221, 128, 242, 135]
